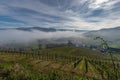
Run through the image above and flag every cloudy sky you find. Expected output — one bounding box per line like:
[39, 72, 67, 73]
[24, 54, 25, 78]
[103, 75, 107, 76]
[0, 0, 120, 30]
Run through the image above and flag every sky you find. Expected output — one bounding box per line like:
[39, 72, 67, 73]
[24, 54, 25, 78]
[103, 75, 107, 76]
[0, 0, 120, 30]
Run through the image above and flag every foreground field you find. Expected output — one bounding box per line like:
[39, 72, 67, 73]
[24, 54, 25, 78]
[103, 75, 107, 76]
[0, 46, 120, 80]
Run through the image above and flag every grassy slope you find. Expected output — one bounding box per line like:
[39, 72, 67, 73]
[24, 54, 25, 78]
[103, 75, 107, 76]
[40, 46, 105, 58]
[0, 53, 99, 80]
[0, 46, 120, 80]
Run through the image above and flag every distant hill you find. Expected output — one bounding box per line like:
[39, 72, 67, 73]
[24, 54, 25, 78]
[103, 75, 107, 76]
[84, 26, 120, 48]
[0, 27, 89, 32]
[15, 27, 57, 32]
[40, 46, 105, 58]
[85, 26, 120, 40]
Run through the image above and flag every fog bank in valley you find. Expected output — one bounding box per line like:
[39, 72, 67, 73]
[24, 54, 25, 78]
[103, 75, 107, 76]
[0, 30, 86, 45]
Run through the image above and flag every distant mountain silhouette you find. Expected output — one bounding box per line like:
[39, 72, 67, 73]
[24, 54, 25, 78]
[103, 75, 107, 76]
[84, 26, 120, 42]
[0, 27, 89, 32]
[15, 27, 56, 32]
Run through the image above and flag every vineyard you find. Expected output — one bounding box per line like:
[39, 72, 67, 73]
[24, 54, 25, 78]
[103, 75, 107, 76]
[0, 46, 120, 80]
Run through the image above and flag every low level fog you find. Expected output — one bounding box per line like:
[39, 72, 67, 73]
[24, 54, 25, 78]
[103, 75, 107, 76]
[0, 30, 86, 45]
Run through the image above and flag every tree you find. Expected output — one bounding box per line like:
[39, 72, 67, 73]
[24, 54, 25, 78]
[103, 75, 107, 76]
[94, 36, 118, 80]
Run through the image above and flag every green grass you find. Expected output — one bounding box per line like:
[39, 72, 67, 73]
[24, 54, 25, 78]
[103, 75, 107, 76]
[40, 46, 105, 58]
[0, 46, 120, 80]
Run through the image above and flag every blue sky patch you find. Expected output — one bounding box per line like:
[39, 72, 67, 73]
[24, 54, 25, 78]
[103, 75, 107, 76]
[0, 0, 120, 30]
